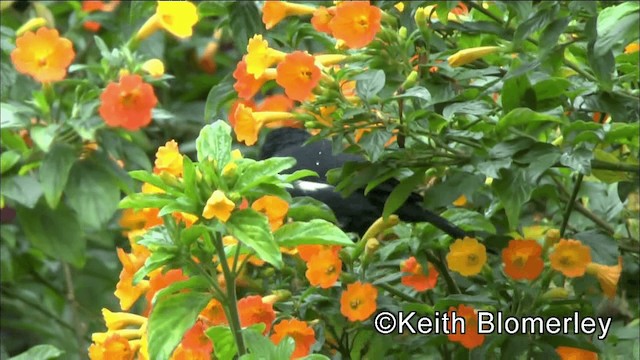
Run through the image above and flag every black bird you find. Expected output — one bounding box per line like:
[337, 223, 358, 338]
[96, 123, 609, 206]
[260, 127, 467, 239]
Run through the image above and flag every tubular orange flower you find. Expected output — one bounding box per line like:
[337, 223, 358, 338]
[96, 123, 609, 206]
[501, 239, 544, 281]
[400, 256, 439, 292]
[228, 99, 256, 128]
[88, 333, 135, 360]
[311, 6, 335, 34]
[145, 269, 189, 307]
[233, 57, 277, 100]
[340, 281, 378, 322]
[119, 209, 147, 234]
[328, 1, 382, 49]
[448, 46, 501, 67]
[586, 257, 623, 299]
[624, 41, 640, 54]
[154, 140, 183, 177]
[173, 212, 198, 228]
[257, 95, 299, 128]
[276, 51, 322, 102]
[252, 195, 289, 231]
[270, 319, 316, 359]
[200, 298, 228, 326]
[114, 248, 149, 311]
[202, 190, 235, 222]
[11, 27, 75, 83]
[555, 346, 598, 360]
[246, 34, 287, 79]
[233, 103, 297, 146]
[173, 320, 213, 360]
[549, 239, 591, 278]
[306, 249, 342, 288]
[99, 74, 158, 131]
[262, 1, 317, 30]
[447, 304, 484, 349]
[446, 237, 487, 276]
[238, 295, 276, 334]
[135, 1, 199, 41]
[297, 244, 341, 262]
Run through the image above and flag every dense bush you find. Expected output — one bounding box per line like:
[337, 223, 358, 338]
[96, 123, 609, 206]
[0, 1, 638, 359]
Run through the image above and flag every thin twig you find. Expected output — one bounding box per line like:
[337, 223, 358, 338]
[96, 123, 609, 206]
[62, 263, 85, 357]
[560, 174, 584, 237]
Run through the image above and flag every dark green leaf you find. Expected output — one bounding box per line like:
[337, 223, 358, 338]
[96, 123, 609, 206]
[513, 4, 558, 45]
[1, 174, 42, 209]
[204, 78, 235, 122]
[501, 74, 535, 113]
[9, 344, 64, 360]
[274, 219, 353, 247]
[66, 161, 121, 229]
[355, 69, 385, 100]
[226, 209, 283, 269]
[39, 143, 77, 208]
[493, 168, 534, 230]
[0, 150, 20, 174]
[383, 171, 425, 219]
[559, 145, 593, 174]
[197, 1, 228, 17]
[229, 2, 265, 51]
[496, 108, 565, 134]
[288, 197, 338, 223]
[16, 201, 86, 267]
[441, 208, 496, 234]
[594, 2, 640, 58]
[393, 86, 431, 102]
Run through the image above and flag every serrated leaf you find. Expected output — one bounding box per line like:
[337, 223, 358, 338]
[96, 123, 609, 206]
[196, 121, 232, 173]
[355, 69, 385, 100]
[274, 219, 354, 247]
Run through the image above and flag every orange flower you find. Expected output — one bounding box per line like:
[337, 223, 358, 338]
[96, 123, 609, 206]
[202, 190, 235, 222]
[452, 194, 467, 207]
[306, 249, 342, 288]
[328, 1, 382, 49]
[82, 1, 120, 32]
[257, 95, 299, 128]
[446, 237, 487, 276]
[11, 27, 75, 83]
[173, 320, 213, 360]
[118, 209, 148, 233]
[262, 1, 317, 30]
[154, 140, 183, 177]
[233, 57, 277, 100]
[246, 34, 286, 79]
[270, 319, 316, 359]
[228, 99, 256, 128]
[447, 304, 484, 349]
[400, 257, 439, 291]
[624, 41, 640, 54]
[252, 195, 289, 231]
[297, 244, 341, 262]
[501, 239, 544, 281]
[114, 247, 149, 311]
[586, 257, 623, 299]
[549, 239, 591, 277]
[340, 281, 377, 322]
[237, 295, 276, 334]
[555, 346, 598, 360]
[232, 103, 297, 146]
[276, 51, 321, 102]
[135, 1, 199, 41]
[173, 212, 198, 228]
[145, 269, 189, 306]
[99, 74, 158, 131]
[311, 6, 335, 34]
[88, 333, 135, 360]
[200, 298, 228, 326]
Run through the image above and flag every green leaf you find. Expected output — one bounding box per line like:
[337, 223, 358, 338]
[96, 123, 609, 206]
[382, 171, 425, 219]
[242, 326, 295, 360]
[496, 108, 565, 134]
[39, 143, 77, 208]
[0, 150, 20, 174]
[539, 17, 570, 54]
[30, 125, 59, 152]
[9, 344, 64, 360]
[592, 149, 631, 183]
[204, 78, 235, 122]
[129, 170, 183, 196]
[288, 197, 338, 223]
[229, 1, 264, 51]
[284, 169, 318, 183]
[148, 289, 211, 360]
[1, 174, 43, 209]
[16, 201, 86, 267]
[196, 121, 232, 173]
[274, 219, 353, 247]
[594, 2, 640, 58]
[235, 157, 296, 192]
[65, 161, 121, 229]
[359, 129, 392, 162]
[441, 208, 496, 234]
[119, 193, 174, 210]
[392, 86, 431, 102]
[226, 209, 283, 269]
[198, 1, 228, 17]
[493, 168, 534, 231]
[355, 69, 385, 101]
[559, 145, 593, 175]
[513, 3, 558, 45]
[501, 74, 535, 113]
[206, 326, 238, 360]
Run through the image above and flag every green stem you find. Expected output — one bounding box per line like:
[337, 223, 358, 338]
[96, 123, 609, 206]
[210, 231, 246, 355]
[560, 173, 584, 238]
[427, 251, 461, 294]
[378, 283, 425, 304]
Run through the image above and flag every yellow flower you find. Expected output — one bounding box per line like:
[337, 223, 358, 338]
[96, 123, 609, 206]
[153, 140, 182, 177]
[446, 237, 487, 276]
[16, 17, 48, 36]
[448, 46, 501, 67]
[135, 1, 199, 41]
[549, 239, 591, 277]
[102, 308, 147, 331]
[586, 257, 623, 299]
[452, 194, 467, 207]
[262, 1, 317, 30]
[202, 190, 235, 222]
[624, 41, 639, 54]
[142, 58, 165, 78]
[394, 2, 405, 12]
[245, 34, 286, 79]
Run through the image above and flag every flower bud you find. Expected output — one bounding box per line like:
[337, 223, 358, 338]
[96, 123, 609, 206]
[541, 287, 569, 300]
[398, 26, 407, 40]
[16, 17, 47, 36]
[448, 46, 501, 67]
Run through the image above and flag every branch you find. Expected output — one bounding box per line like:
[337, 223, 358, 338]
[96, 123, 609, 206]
[560, 173, 584, 237]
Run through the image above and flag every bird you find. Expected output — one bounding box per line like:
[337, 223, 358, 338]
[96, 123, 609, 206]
[259, 127, 468, 239]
